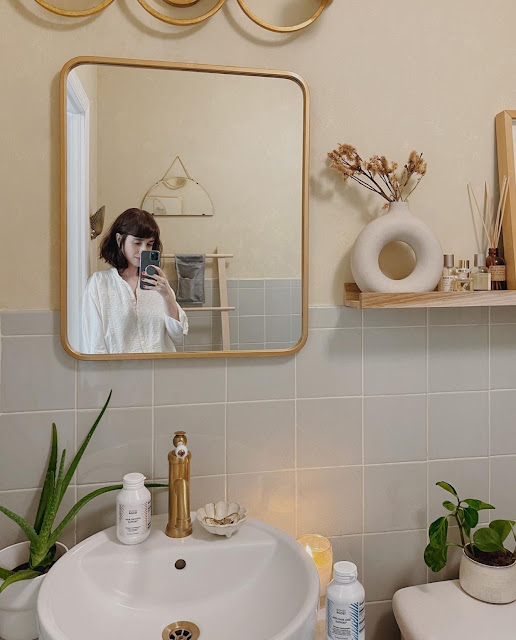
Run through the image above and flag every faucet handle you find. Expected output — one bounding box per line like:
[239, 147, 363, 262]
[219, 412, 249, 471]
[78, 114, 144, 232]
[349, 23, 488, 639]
[173, 431, 187, 446]
[173, 431, 188, 459]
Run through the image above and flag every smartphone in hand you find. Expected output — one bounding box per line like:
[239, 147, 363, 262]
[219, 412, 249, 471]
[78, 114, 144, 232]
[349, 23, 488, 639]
[139, 250, 161, 290]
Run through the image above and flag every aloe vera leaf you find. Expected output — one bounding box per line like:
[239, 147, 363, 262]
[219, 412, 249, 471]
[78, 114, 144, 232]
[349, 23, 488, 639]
[0, 569, 42, 594]
[0, 506, 38, 545]
[48, 482, 167, 547]
[0, 567, 14, 580]
[59, 391, 112, 503]
[34, 424, 58, 534]
[37, 449, 66, 548]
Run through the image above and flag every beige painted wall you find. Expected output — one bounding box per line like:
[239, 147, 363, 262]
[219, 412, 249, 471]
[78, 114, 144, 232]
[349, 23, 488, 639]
[2, 0, 516, 308]
[92, 65, 303, 279]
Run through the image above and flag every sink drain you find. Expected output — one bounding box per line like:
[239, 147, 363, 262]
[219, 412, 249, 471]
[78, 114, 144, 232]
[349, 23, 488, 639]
[162, 621, 200, 640]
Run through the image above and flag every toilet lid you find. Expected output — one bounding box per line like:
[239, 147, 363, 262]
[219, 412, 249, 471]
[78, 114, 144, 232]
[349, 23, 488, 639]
[393, 580, 516, 640]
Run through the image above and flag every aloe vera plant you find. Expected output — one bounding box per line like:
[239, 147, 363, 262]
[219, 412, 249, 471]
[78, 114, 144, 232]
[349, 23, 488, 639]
[425, 481, 516, 573]
[0, 391, 164, 593]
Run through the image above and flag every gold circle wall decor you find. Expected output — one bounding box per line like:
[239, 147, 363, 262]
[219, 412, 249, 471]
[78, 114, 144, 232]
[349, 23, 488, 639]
[33, 0, 115, 18]
[136, 0, 226, 26]
[33, 0, 330, 31]
[235, 0, 330, 33]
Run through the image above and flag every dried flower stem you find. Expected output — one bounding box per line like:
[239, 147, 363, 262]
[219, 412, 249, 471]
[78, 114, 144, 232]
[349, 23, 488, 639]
[328, 145, 427, 205]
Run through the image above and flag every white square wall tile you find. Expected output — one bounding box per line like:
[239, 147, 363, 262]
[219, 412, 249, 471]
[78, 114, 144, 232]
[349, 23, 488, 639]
[364, 395, 427, 464]
[1, 336, 75, 412]
[297, 397, 362, 467]
[428, 392, 489, 459]
[490, 390, 516, 455]
[363, 308, 426, 327]
[0, 412, 75, 490]
[490, 324, 516, 389]
[77, 408, 152, 484]
[227, 357, 295, 402]
[297, 467, 362, 537]
[154, 404, 225, 478]
[363, 530, 428, 601]
[365, 602, 400, 640]
[428, 325, 488, 392]
[364, 463, 427, 533]
[490, 306, 516, 324]
[78, 360, 152, 409]
[226, 401, 295, 473]
[364, 327, 426, 396]
[227, 471, 295, 537]
[308, 307, 361, 329]
[0, 310, 59, 336]
[490, 456, 516, 521]
[428, 458, 489, 523]
[296, 329, 362, 398]
[428, 307, 488, 325]
[328, 535, 363, 580]
[154, 358, 226, 405]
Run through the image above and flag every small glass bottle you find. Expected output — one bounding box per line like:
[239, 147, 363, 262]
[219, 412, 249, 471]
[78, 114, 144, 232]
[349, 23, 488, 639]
[453, 259, 473, 292]
[439, 254, 457, 292]
[472, 253, 491, 291]
[486, 248, 507, 290]
[326, 561, 365, 640]
[116, 473, 151, 545]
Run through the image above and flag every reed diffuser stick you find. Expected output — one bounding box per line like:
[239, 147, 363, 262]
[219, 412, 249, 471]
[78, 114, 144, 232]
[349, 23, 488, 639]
[468, 182, 491, 246]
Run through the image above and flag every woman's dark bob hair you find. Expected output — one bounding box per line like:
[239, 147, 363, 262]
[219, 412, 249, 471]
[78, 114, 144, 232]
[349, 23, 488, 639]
[99, 208, 163, 270]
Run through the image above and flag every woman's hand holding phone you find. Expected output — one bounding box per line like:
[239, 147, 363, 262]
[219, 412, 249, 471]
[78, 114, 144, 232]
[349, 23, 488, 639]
[140, 266, 176, 300]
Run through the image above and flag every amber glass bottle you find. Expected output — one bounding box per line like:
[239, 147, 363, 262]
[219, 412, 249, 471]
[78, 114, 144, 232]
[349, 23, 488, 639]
[486, 248, 507, 290]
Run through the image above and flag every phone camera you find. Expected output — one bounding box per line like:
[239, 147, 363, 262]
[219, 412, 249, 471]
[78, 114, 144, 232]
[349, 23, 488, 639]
[151, 252, 158, 260]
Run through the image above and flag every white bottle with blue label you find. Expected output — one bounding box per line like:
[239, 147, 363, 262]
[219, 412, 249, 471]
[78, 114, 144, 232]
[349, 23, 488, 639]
[326, 561, 365, 640]
[116, 473, 151, 545]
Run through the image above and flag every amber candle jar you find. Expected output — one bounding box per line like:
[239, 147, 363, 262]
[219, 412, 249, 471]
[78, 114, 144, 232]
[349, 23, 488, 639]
[486, 248, 507, 290]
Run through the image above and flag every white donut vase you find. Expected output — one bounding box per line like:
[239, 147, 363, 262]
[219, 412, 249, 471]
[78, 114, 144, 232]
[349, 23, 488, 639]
[351, 202, 443, 293]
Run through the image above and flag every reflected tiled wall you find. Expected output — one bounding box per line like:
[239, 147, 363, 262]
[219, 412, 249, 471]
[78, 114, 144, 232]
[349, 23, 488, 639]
[171, 278, 302, 351]
[2, 306, 516, 639]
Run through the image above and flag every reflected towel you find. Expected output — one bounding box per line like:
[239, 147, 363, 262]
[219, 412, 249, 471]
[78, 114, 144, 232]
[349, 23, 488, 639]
[174, 254, 206, 304]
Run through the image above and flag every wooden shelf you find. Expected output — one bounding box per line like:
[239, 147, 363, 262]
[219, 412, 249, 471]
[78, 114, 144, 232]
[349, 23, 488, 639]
[344, 283, 516, 309]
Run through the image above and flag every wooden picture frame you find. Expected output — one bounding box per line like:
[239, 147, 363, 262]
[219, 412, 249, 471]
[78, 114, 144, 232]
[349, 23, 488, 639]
[495, 110, 516, 290]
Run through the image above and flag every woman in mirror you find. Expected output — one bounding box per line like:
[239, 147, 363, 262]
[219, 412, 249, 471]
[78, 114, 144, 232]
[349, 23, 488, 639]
[82, 208, 188, 353]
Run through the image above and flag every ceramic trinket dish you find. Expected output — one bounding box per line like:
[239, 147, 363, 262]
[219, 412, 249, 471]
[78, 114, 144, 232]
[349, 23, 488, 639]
[196, 501, 247, 538]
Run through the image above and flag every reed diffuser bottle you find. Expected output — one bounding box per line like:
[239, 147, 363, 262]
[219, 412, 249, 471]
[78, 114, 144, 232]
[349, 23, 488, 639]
[486, 248, 507, 290]
[468, 177, 509, 291]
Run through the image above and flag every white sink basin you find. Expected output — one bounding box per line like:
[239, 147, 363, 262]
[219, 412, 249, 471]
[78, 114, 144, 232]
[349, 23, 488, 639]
[37, 514, 319, 640]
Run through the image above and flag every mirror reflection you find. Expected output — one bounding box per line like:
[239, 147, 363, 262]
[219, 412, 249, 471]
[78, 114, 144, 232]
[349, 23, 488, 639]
[64, 61, 306, 356]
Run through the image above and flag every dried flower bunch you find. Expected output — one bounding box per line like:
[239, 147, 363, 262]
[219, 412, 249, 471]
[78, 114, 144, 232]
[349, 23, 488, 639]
[328, 144, 427, 205]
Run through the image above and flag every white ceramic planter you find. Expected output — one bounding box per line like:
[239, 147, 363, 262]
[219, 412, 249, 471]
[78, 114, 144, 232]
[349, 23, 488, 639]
[0, 541, 67, 640]
[459, 550, 516, 604]
[351, 201, 443, 293]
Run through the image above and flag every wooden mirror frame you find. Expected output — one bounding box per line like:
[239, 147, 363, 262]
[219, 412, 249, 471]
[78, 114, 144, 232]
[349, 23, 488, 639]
[495, 110, 516, 290]
[59, 56, 310, 360]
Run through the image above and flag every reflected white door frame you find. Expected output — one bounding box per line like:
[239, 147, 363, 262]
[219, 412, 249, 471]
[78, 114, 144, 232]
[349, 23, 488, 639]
[66, 70, 90, 352]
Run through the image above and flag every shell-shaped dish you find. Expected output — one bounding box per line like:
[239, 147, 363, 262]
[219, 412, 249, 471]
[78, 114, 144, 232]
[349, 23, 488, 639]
[196, 501, 247, 538]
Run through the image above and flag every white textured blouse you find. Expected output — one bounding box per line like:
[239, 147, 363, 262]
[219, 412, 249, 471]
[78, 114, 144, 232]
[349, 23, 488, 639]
[82, 268, 188, 354]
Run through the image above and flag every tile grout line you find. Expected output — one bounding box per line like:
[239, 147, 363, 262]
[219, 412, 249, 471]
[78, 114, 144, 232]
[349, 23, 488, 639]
[73, 357, 78, 546]
[224, 357, 228, 502]
[425, 307, 430, 584]
[361, 307, 365, 577]
[488, 308, 492, 517]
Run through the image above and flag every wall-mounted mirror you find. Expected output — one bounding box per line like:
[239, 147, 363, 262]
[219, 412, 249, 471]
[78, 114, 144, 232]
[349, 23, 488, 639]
[60, 57, 309, 360]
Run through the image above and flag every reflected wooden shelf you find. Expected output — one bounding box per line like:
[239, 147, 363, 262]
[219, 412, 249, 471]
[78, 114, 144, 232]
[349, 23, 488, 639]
[344, 283, 516, 308]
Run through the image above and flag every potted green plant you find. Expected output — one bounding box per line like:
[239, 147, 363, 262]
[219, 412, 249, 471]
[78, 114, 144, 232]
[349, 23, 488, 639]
[0, 392, 164, 640]
[425, 481, 516, 604]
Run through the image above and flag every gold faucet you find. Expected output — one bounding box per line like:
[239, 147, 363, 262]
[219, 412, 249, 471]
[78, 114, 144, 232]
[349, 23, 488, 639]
[165, 431, 192, 538]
